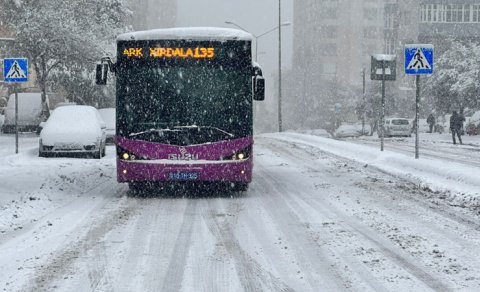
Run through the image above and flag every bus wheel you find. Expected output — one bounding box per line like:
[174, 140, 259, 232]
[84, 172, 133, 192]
[233, 182, 249, 192]
[128, 182, 147, 196]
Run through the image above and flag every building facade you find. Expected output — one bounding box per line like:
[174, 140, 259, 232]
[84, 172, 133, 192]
[385, 0, 480, 115]
[288, 0, 385, 129]
[129, 0, 177, 30]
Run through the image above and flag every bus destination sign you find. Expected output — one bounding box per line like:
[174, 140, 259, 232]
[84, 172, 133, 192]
[123, 47, 215, 59]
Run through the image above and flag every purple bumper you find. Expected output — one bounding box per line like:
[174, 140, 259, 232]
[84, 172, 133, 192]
[116, 136, 253, 183]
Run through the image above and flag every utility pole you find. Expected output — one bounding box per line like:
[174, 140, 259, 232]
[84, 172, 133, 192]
[362, 68, 366, 134]
[278, 0, 283, 132]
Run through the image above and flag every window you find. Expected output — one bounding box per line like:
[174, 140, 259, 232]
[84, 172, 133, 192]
[421, 4, 480, 23]
[320, 25, 338, 39]
[473, 5, 480, 22]
[321, 63, 336, 75]
[385, 38, 395, 55]
[385, 12, 395, 29]
[364, 8, 378, 21]
[363, 27, 381, 39]
[319, 44, 337, 56]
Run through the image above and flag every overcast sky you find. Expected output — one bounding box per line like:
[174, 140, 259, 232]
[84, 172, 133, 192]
[176, 0, 293, 75]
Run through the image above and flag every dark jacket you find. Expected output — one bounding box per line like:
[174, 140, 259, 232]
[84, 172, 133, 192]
[450, 113, 465, 130]
[427, 114, 435, 125]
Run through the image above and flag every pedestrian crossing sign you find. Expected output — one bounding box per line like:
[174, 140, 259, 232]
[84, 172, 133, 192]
[405, 45, 433, 75]
[3, 58, 28, 83]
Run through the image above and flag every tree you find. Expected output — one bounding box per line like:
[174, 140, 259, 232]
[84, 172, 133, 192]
[0, 0, 130, 113]
[424, 40, 480, 114]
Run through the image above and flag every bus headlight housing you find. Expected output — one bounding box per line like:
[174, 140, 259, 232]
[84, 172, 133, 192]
[224, 146, 251, 161]
[117, 146, 141, 161]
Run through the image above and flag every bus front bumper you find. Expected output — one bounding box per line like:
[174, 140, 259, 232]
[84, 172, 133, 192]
[117, 158, 252, 183]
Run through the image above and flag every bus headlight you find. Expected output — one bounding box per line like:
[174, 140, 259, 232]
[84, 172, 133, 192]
[231, 149, 250, 160]
[122, 153, 130, 160]
[221, 146, 251, 161]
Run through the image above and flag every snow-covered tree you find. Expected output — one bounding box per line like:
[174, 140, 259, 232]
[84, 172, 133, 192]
[424, 40, 480, 114]
[0, 0, 130, 111]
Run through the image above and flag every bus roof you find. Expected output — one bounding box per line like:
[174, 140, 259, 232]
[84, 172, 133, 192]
[117, 27, 253, 42]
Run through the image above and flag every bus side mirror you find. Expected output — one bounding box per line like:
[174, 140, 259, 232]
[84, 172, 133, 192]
[96, 63, 108, 85]
[253, 76, 265, 101]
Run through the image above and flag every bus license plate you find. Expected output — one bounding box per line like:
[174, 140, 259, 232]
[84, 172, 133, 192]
[168, 172, 199, 180]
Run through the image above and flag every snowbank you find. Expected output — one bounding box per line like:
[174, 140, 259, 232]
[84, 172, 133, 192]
[264, 132, 480, 202]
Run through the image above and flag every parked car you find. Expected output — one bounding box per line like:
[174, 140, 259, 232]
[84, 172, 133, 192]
[334, 124, 362, 138]
[98, 108, 115, 144]
[383, 118, 411, 137]
[2, 93, 48, 133]
[466, 122, 480, 136]
[39, 105, 106, 158]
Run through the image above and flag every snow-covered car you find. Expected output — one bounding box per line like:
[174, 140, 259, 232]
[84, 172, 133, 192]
[39, 105, 106, 158]
[384, 118, 411, 137]
[98, 108, 116, 144]
[334, 124, 362, 138]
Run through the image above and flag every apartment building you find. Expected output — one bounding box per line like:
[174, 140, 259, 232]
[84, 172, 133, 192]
[288, 0, 385, 128]
[385, 0, 480, 113]
[129, 0, 177, 30]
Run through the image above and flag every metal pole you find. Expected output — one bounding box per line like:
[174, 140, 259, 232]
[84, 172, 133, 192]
[362, 68, 366, 134]
[255, 36, 258, 63]
[415, 75, 420, 159]
[381, 60, 385, 151]
[15, 84, 18, 154]
[278, 0, 282, 132]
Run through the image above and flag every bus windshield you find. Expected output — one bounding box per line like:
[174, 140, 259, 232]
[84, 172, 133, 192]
[116, 40, 253, 142]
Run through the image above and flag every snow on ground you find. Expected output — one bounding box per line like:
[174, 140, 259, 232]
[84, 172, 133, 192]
[1, 131, 480, 291]
[0, 133, 116, 234]
[267, 132, 480, 209]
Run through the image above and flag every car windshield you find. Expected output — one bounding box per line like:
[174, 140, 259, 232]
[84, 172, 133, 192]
[392, 119, 409, 125]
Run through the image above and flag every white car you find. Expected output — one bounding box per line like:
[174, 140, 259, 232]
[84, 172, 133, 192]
[39, 105, 106, 158]
[2, 93, 47, 133]
[334, 124, 362, 138]
[383, 118, 411, 137]
[98, 108, 116, 144]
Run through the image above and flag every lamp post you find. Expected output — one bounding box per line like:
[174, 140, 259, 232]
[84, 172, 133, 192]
[278, 0, 282, 132]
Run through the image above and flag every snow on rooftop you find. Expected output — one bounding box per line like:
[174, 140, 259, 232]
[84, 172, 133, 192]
[117, 27, 253, 42]
[372, 54, 396, 61]
[405, 44, 434, 49]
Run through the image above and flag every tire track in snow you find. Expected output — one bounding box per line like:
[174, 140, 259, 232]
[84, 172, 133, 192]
[160, 199, 197, 292]
[20, 184, 132, 292]
[259, 137, 452, 291]
[202, 199, 294, 292]
[351, 138, 480, 168]
[273, 136, 480, 232]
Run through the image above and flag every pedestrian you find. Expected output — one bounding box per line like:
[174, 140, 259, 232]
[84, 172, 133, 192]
[450, 111, 465, 145]
[427, 113, 435, 133]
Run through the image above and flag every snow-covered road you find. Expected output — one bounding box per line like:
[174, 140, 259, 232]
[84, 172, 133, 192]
[1, 133, 480, 291]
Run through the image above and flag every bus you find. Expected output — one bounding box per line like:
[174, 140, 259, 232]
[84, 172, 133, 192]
[96, 27, 265, 192]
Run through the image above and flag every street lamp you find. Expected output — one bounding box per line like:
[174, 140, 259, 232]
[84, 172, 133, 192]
[224, 21, 290, 62]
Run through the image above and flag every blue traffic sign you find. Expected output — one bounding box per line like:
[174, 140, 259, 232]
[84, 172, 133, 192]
[405, 45, 433, 75]
[3, 58, 29, 83]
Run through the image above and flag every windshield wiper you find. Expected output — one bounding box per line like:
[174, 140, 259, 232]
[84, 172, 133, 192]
[173, 125, 234, 138]
[129, 128, 178, 137]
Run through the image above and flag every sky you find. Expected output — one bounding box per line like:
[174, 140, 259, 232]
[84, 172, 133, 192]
[176, 0, 294, 74]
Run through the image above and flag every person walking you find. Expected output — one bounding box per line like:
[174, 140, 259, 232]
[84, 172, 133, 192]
[427, 113, 435, 133]
[450, 111, 465, 145]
